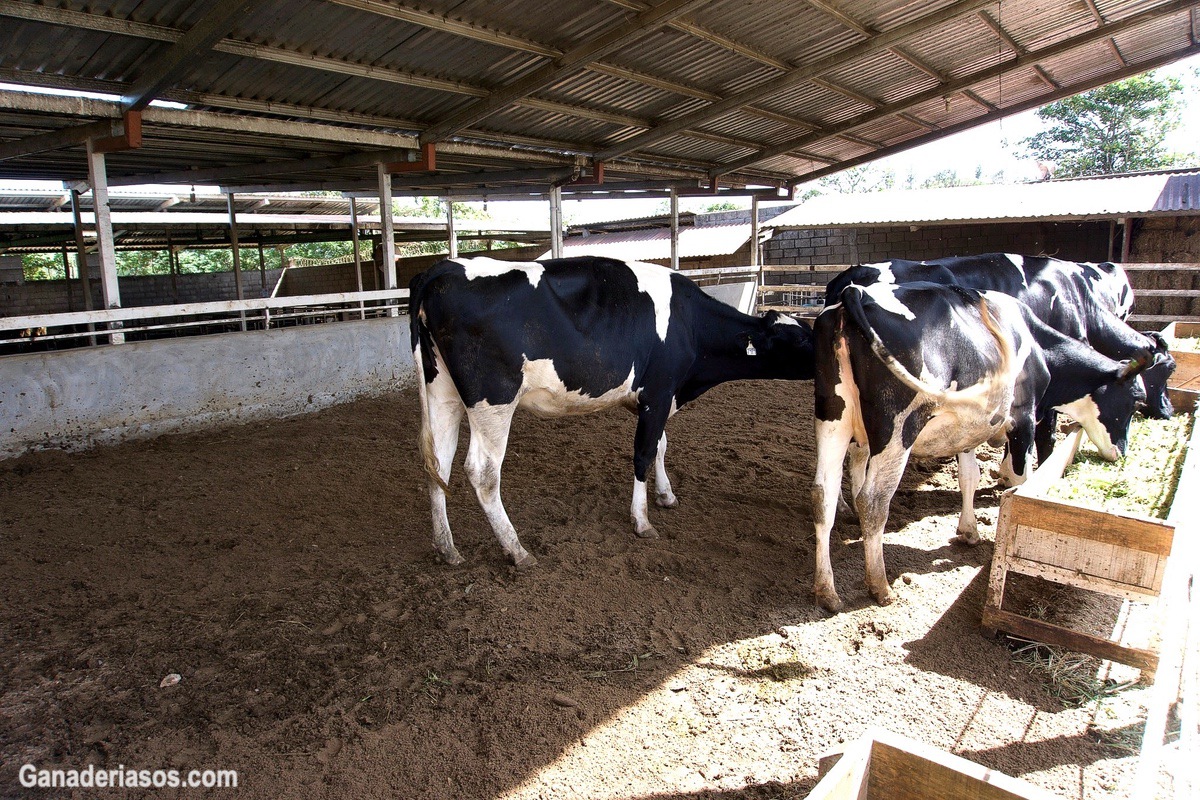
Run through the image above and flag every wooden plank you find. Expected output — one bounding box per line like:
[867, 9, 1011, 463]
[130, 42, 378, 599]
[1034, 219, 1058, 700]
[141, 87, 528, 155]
[1004, 493, 1175, 556]
[982, 492, 1018, 636]
[0, 288, 409, 332]
[758, 283, 825, 293]
[1004, 553, 1162, 600]
[867, 737, 1055, 800]
[1122, 263, 1200, 271]
[980, 607, 1159, 675]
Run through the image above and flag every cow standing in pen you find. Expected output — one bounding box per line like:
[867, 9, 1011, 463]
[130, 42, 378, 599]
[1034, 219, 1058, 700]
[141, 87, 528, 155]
[824, 253, 1175, 437]
[812, 281, 1151, 613]
[410, 255, 816, 567]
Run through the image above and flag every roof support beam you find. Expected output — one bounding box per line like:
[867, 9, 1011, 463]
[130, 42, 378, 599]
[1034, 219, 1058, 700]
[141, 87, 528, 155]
[711, 0, 1198, 177]
[594, 0, 999, 161]
[419, 0, 713, 144]
[121, 0, 255, 112]
[788, 41, 1200, 187]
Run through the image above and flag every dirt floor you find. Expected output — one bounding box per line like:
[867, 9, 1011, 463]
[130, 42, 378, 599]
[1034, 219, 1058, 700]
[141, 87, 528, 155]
[0, 380, 1159, 799]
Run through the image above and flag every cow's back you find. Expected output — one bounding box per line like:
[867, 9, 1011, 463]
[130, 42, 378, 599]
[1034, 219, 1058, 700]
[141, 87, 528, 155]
[411, 257, 672, 407]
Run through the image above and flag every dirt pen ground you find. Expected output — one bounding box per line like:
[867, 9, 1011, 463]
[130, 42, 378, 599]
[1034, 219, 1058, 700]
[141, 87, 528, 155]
[0, 380, 1160, 799]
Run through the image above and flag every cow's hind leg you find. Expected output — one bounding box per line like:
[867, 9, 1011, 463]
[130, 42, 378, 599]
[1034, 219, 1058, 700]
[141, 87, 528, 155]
[464, 401, 536, 567]
[812, 418, 853, 612]
[854, 445, 910, 606]
[422, 367, 467, 565]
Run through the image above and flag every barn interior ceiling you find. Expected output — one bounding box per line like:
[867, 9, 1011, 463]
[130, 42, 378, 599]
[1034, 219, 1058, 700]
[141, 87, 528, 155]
[0, 0, 1197, 198]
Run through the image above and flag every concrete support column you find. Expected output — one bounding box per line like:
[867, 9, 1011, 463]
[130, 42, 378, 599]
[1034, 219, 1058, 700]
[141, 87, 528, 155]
[446, 198, 458, 259]
[377, 163, 398, 316]
[86, 139, 123, 343]
[227, 193, 247, 331]
[350, 196, 366, 320]
[549, 185, 564, 259]
[750, 193, 761, 285]
[669, 189, 680, 271]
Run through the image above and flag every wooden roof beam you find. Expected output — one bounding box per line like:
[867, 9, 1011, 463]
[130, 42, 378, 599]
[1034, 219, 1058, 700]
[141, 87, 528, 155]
[594, 0, 1000, 161]
[120, 0, 255, 112]
[710, 0, 1198, 177]
[418, 0, 713, 144]
[789, 41, 1200, 187]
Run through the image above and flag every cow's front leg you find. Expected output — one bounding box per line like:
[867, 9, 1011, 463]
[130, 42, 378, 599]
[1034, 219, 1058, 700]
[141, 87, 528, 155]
[631, 399, 672, 539]
[954, 451, 981, 544]
[654, 431, 678, 508]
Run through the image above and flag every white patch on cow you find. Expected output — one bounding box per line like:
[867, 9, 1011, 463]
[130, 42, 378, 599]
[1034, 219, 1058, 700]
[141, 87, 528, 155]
[860, 282, 916, 321]
[862, 261, 897, 284]
[625, 260, 674, 341]
[518, 358, 639, 416]
[453, 256, 544, 288]
[1055, 395, 1119, 461]
[1003, 253, 1028, 288]
[773, 313, 801, 326]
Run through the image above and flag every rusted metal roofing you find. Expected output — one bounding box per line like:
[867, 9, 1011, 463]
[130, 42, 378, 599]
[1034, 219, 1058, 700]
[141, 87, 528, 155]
[770, 169, 1200, 228]
[0, 0, 1195, 196]
[537, 223, 751, 261]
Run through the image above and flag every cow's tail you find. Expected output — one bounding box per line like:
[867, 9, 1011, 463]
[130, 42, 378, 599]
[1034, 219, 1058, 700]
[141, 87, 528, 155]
[841, 286, 1005, 405]
[410, 285, 451, 496]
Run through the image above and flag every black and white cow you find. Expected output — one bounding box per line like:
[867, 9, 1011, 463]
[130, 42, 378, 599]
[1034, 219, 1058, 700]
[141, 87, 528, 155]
[812, 281, 1151, 612]
[410, 255, 816, 567]
[824, 254, 1174, 432]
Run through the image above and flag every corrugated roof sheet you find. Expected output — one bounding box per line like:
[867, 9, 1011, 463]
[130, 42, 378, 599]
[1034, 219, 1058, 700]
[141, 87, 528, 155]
[537, 223, 751, 261]
[771, 170, 1200, 228]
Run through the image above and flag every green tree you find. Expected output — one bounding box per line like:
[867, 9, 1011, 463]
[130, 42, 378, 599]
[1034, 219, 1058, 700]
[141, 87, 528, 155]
[1019, 72, 1195, 177]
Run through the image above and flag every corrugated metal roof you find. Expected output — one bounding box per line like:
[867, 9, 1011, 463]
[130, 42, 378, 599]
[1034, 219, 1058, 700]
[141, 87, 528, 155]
[537, 223, 751, 261]
[771, 170, 1200, 228]
[0, 0, 1195, 195]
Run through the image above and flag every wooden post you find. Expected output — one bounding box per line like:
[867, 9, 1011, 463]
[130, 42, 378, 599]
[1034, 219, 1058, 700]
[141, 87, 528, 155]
[549, 185, 563, 259]
[751, 194, 761, 312]
[1108, 220, 1116, 262]
[1121, 216, 1134, 263]
[86, 139, 123, 344]
[670, 189, 680, 271]
[446, 197, 458, 259]
[377, 163, 398, 316]
[226, 192, 247, 331]
[69, 188, 97, 345]
[165, 233, 180, 303]
[350, 196, 365, 320]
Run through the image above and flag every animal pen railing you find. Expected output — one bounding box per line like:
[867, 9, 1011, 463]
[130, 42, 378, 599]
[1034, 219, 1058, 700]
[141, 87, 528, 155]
[0, 288, 410, 349]
[0, 265, 762, 351]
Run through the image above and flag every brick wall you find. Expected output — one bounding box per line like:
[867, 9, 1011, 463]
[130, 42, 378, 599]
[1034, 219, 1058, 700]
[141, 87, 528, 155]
[763, 221, 1112, 269]
[2, 268, 284, 317]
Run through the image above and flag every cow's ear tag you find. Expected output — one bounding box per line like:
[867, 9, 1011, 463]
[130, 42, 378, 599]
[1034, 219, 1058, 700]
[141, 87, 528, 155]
[745, 341, 757, 356]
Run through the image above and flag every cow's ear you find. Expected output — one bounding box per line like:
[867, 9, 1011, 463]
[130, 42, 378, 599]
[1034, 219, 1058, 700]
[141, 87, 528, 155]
[1146, 331, 1170, 354]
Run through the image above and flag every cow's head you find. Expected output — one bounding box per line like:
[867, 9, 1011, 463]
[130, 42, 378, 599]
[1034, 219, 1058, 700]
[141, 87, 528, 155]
[1056, 350, 1152, 460]
[1137, 331, 1177, 420]
[749, 311, 816, 379]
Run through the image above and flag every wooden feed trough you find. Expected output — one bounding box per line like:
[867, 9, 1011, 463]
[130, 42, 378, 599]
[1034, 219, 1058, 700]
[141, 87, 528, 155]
[807, 728, 1056, 800]
[1160, 320, 1200, 412]
[981, 411, 1200, 680]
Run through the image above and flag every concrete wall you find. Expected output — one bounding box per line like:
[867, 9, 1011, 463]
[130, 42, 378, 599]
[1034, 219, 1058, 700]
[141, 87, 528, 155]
[0, 317, 415, 459]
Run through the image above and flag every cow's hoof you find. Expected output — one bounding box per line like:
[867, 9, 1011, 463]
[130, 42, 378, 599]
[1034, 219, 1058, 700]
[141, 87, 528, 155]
[635, 525, 660, 539]
[953, 531, 981, 546]
[655, 493, 678, 509]
[438, 548, 466, 566]
[815, 588, 844, 613]
[871, 586, 896, 606]
[512, 551, 538, 568]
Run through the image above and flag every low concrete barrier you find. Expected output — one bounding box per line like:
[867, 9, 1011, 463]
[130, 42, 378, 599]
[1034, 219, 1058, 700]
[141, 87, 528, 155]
[0, 317, 415, 459]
